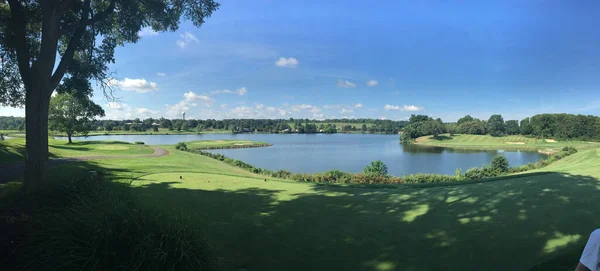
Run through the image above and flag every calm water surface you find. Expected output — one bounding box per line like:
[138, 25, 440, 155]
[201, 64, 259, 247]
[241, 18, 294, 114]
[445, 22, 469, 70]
[64, 134, 544, 176]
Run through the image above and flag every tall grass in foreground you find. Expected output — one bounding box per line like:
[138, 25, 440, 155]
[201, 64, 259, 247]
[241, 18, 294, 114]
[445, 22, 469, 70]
[19, 175, 218, 270]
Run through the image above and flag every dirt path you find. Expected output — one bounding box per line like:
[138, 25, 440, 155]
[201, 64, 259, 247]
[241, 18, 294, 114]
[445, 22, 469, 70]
[0, 146, 169, 184]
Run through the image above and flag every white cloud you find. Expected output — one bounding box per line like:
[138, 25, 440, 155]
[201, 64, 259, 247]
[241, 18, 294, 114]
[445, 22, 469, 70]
[384, 104, 425, 111]
[136, 108, 158, 118]
[164, 91, 214, 118]
[337, 79, 357, 88]
[176, 31, 198, 48]
[275, 57, 299, 68]
[310, 107, 321, 113]
[266, 106, 277, 113]
[255, 104, 265, 110]
[402, 105, 425, 111]
[340, 108, 353, 114]
[183, 91, 214, 103]
[211, 87, 247, 96]
[384, 104, 400, 111]
[138, 27, 158, 37]
[104, 102, 135, 119]
[220, 104, 228, 109]
[324, 104, 341, 109]
[156, 72, 167, 77]
[354, 103, 363, 108]
[108, 78, 158, 93]
[366, 80, 378, 87]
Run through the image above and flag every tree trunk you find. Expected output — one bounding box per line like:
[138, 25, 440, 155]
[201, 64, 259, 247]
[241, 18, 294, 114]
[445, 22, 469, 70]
[24, 83, 50, 189]
[68, 133, 72, 144]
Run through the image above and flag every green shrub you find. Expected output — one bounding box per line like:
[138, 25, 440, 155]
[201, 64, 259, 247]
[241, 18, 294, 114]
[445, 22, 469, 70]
[465, 167, 486, 180]
[273, 169, 292, 179]
[403, 173, 457, 184]
[455, 168, 463, 181]
[175, 142, 188, 151]
[135, 141, 144, 144]
[490, 154, 510, 174]
[25, 182, 218, 271]
[363, 160, 388, 176]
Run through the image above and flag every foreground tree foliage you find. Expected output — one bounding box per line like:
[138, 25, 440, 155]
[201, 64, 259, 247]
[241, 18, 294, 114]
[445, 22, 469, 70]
[49, 93, 104, 143]
[0, 0, 219, 187]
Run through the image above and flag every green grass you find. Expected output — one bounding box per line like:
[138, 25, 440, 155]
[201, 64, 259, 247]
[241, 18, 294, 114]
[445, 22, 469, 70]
[34, 142, 600, 270]
[4, 139, 600, 270]
[0, 137, 153, 164]
[186, 140, 270, 148]
[416, 134, 600, 153]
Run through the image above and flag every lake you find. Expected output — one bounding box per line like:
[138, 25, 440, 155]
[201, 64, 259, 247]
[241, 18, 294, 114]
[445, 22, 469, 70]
[63, 133, 544, 176]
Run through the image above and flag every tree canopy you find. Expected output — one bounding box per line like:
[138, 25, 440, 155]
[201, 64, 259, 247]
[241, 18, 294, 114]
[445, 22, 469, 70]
[487, 114, 506, 136]
[0, 0, 219, 186]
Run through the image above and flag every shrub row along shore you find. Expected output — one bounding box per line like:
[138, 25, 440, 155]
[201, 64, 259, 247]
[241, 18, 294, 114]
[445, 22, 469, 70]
[191, 143, 273, 150]
[176, 142, 578, 185]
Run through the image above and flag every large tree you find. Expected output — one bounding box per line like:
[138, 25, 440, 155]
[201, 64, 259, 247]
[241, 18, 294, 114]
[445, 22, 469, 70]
[49, 93, 104, 143]
[505, 120, 520, 135]
[0, 0, 219, 187]
[487, 114, 506, 136]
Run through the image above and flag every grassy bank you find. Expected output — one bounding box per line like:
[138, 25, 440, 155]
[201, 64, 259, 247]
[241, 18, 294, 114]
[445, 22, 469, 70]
[415, 134, 599, 153]
[186, 140, 272, 149]
[2, 139, 600, 270]
[0, 137, 153, 164]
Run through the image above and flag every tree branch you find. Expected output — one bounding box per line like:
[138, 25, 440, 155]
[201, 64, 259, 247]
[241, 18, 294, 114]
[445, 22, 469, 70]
[87, 0, 117, 25]
[53, 0, 118, 89]
[50, 0, 92, 90]
[7, 0, 31, 89]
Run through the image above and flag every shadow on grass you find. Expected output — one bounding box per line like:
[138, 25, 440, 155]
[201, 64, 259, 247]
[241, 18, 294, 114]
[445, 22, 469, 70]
[50, 145, 94, 152]
[125, 171, 600, 271]
[0, 143, 26, 163]
[68, 141, 131, 145]
[8, 158, 599, 271]
[432, 135, 453, 141]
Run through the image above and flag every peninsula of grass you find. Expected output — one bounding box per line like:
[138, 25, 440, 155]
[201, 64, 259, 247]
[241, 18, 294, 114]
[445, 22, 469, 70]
[185, 140, 272, 150]
[415, 133, 600, 153]
[2, 139, 600, 270]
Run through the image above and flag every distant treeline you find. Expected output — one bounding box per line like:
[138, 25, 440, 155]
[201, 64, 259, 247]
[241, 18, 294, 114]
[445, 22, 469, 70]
[87, 118, 408, 134]
[402, 113, 600, 143]
[0, 116, 25, 130]
[3, 113, 599, 140]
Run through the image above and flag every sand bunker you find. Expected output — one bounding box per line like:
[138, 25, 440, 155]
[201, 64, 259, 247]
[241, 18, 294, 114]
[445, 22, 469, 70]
[505, 142, 525, 145]
[545, 139, 557, 143]
[233, 143, 248, 146]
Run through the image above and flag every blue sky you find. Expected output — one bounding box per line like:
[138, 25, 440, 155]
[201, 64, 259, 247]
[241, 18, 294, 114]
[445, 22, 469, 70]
[2, 0, 600, 121]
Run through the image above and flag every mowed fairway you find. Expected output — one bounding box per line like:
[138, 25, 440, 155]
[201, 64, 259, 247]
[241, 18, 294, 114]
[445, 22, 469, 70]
[416, 134, 599, 152]
[0, 137, 153, 164]
[43, 141, 600, 271]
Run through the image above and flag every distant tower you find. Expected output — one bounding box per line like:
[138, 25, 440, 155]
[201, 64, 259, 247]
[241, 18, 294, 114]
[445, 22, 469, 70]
[182, 112, 186, 120]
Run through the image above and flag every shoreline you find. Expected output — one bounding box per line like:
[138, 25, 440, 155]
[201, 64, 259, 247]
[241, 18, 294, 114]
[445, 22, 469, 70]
[191, 143, 273, 150]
